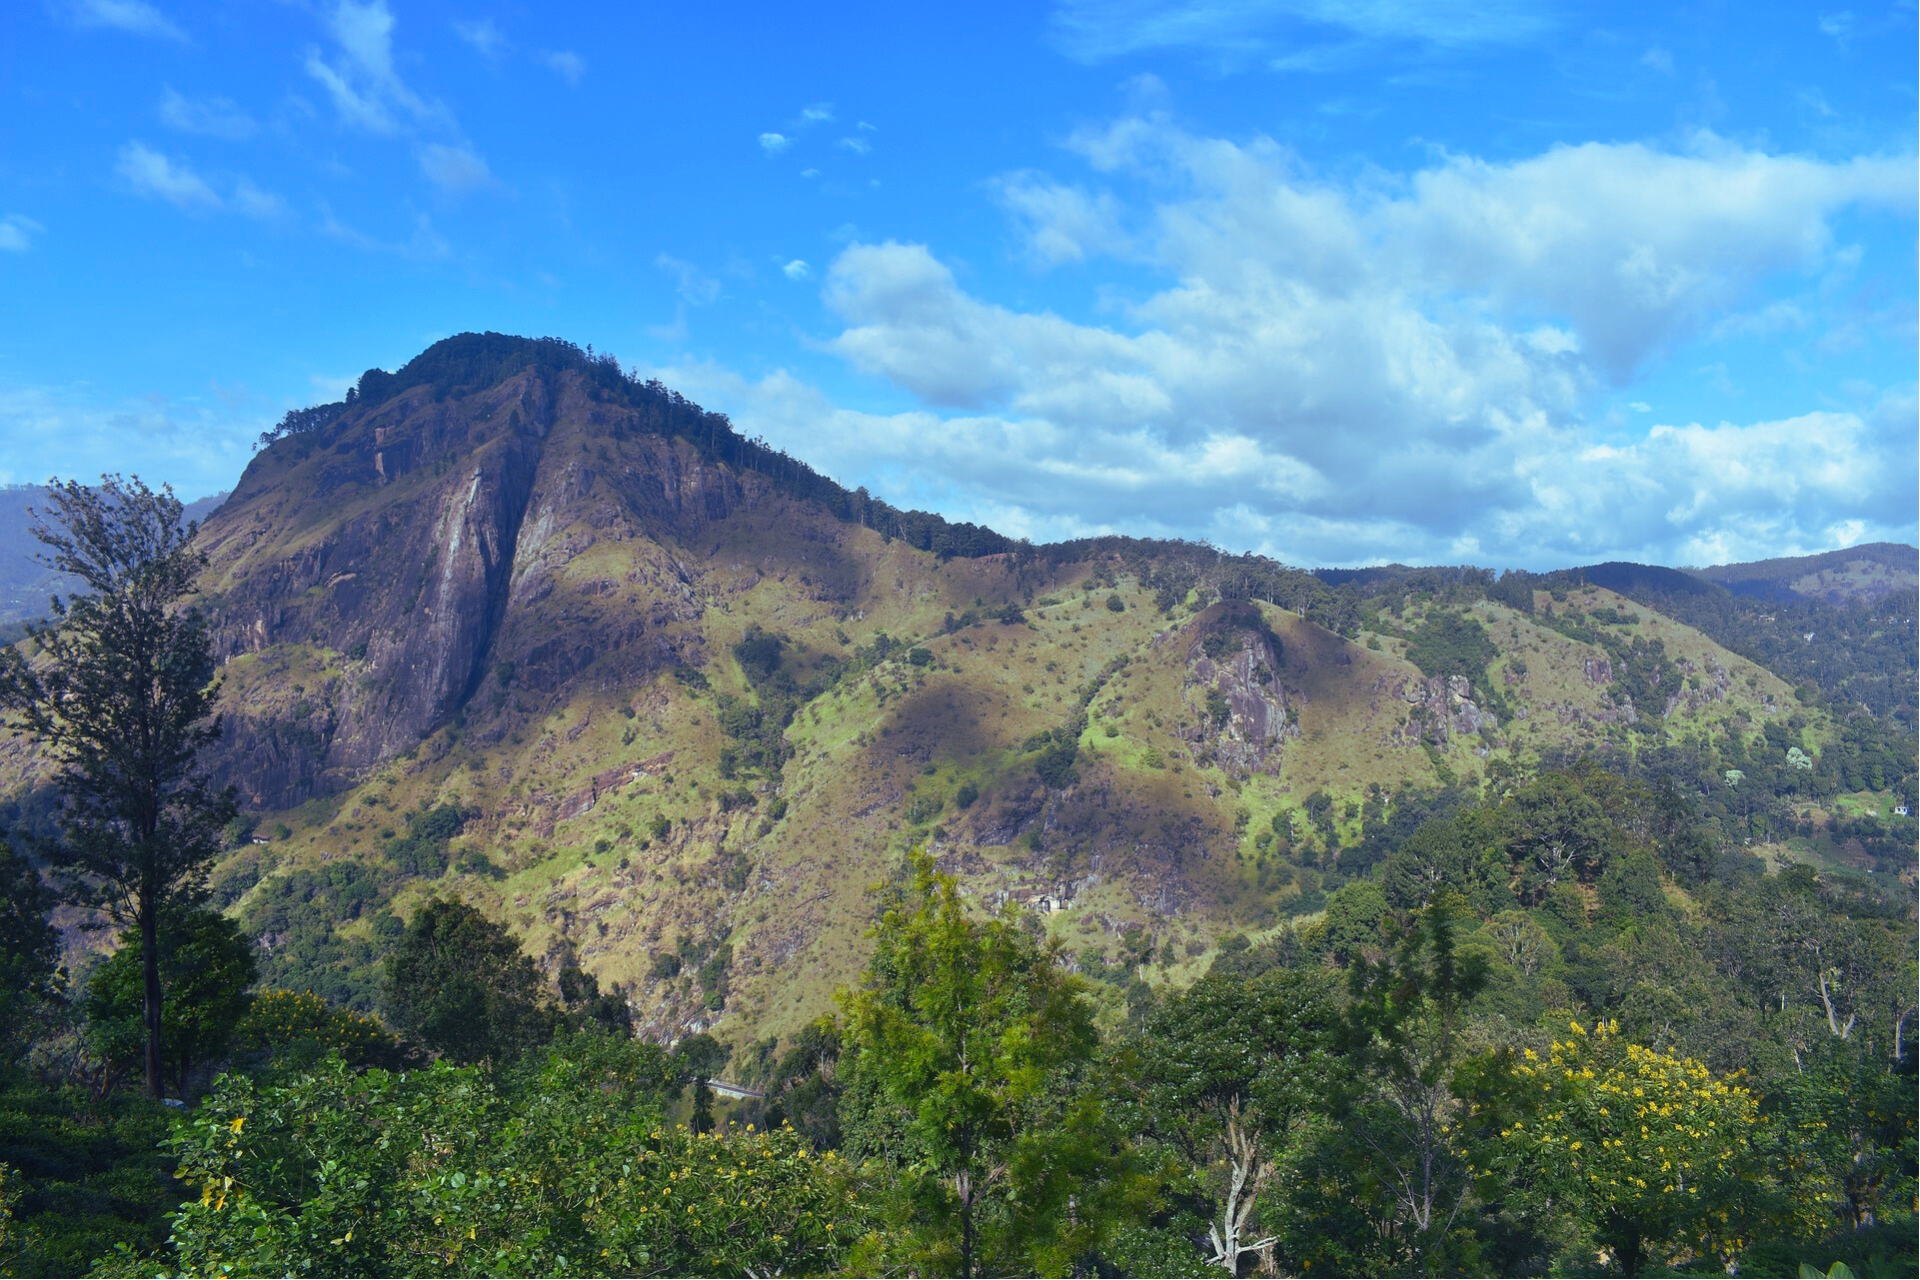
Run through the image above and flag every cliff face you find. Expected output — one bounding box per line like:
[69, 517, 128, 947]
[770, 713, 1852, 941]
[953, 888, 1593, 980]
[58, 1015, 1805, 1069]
[197, 365, 767, 808]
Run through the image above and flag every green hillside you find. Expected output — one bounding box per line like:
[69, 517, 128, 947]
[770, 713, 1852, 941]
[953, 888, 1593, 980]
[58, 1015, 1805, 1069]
[6, 335, 1905, 1053]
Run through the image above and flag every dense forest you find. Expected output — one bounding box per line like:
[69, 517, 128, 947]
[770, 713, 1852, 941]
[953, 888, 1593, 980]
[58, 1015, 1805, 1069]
[2, 759, 1914, 1276]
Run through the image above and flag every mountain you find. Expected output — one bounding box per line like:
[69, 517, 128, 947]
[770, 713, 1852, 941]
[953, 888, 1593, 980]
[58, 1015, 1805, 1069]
[1687, 543, 1919, 604]
[4, 334, 1910, 1050]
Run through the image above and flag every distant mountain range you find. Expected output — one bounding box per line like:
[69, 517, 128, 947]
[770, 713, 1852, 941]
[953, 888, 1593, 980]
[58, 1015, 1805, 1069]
[3, 334, 1912, 1046]
[0, 485, 228, 634]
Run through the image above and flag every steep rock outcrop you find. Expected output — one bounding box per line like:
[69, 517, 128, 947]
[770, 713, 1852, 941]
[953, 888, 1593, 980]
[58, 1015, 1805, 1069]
[194, 364, 783, 809]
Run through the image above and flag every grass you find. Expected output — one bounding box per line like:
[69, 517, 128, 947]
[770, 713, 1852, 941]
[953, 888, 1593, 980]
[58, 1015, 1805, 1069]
[110, 419, 1846, 1057]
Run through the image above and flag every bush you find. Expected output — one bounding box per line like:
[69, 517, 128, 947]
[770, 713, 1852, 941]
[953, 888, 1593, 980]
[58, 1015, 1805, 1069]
[233, 989, 400, 1070]
[165, 1039, 874, 1278]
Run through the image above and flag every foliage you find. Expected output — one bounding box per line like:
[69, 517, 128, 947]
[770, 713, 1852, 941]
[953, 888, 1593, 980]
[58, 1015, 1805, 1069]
[1319, 894, 1490, 1275]
[0, 1067, 177, 1277]
[1491, 1021, 1812, 1274]
[164, 1035, 873, 1278]
[1130, 966, 1340, 1275]
[83, 906, 256, 1097]
[381, 899, 555, 1064]
[231, 988, 400, 1072]
[839, 848, 1117, 1277]
[0, 475, 236, 1096]
[0, 841, 57, 1053]
[1402, 610, 1498, 689]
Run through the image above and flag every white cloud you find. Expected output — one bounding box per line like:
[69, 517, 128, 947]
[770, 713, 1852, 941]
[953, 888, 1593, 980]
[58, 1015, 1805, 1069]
[837, 136, 871, 156]
[0, 215, 43, 252]
[453, 17, 509, 59]
[800, 102, 834, 124]
[759, 132, 791, 154]
[1640, 46, 1674, 74]
[656, 253, 722, 306]
[994, 173, 1129, 265]
[63, 0, 185, 41]
[318, 206, 451, 259]
[116, 142, 222, 210]
[418, 143, 493, 193]
[1050, 0, 1556, 65]
[114, 142, 282, 217]
[158, 88, 258, 140]
[305, 0, 443, 135]
[0, 382, 262, 498]
[783, 259, 812, 280]
[734, 118, 1917, 566]
[231, 180, 284, 219]
[538, 50, 587, 86]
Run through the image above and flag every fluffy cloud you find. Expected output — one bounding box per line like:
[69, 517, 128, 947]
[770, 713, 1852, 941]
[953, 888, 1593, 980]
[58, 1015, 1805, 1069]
[538, 50, 587, 86]
[115, 142, 221, 209]
[0, 382, 261, 496]
[453, 17, 509, 60]
[304, 0, 442, 134]
[993, 174, 1129, 265]
[759, 132, 792, 154]
[418, 143, 493, 193]
[728, 119, 1914, 567]
[1050, 0, 1554, 65]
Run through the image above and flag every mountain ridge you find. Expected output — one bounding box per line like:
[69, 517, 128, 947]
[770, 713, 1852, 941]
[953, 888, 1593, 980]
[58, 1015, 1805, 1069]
[3, 332, 1912, 1050]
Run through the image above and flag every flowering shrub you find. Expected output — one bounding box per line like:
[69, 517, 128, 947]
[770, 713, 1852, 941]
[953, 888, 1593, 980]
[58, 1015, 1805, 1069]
[1492, 1020, 1819, 1273]
[232, 989, 397, 1067]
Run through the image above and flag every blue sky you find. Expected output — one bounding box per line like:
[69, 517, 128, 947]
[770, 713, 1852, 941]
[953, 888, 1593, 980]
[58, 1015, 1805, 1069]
[3, 0, 1914, 569]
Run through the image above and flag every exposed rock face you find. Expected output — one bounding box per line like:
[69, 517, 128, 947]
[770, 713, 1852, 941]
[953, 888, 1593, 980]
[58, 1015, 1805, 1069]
[1392, 673, 1496, 746]
[1664, 656, 1733, 718]
[1181, 605, 1291, 775]
[195, 365, 796, 809]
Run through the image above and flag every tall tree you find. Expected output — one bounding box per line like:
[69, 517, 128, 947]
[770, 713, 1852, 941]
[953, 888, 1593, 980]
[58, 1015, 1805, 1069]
[0, 476, 233, 1098]
[1336, 892, 1490, 1274]
[84, 905, 257, 1096]
[840, 848, 1100, 1278]
[1132, 965, 1339, 1276]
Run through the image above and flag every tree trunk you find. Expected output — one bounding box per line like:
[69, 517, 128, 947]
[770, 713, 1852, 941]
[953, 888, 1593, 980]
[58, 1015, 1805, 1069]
[956, 1166, 974, 1279]
[141, 879, 164, 1098]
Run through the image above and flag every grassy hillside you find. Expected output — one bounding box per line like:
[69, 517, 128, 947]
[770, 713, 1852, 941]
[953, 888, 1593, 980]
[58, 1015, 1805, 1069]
[3, 336, 1909, 1056]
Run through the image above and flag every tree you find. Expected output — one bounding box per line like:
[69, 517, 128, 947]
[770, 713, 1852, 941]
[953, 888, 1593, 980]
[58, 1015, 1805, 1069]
[0, 475, 235, 1098]
[840, 848, 1101, 1277]
[84, 904, 256, 1096]
[1503, 768, 1627, 901]
[1336, 893, 1490, 1274]
[1491, 1020, 1814, 1274]
[673, 1032, 730, 1135]
[166, 1035, 871, 1277]
[1132, 966, 1340, 1276]
[382, 899, 554, 1063]
[0, 839, 58, 1053]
